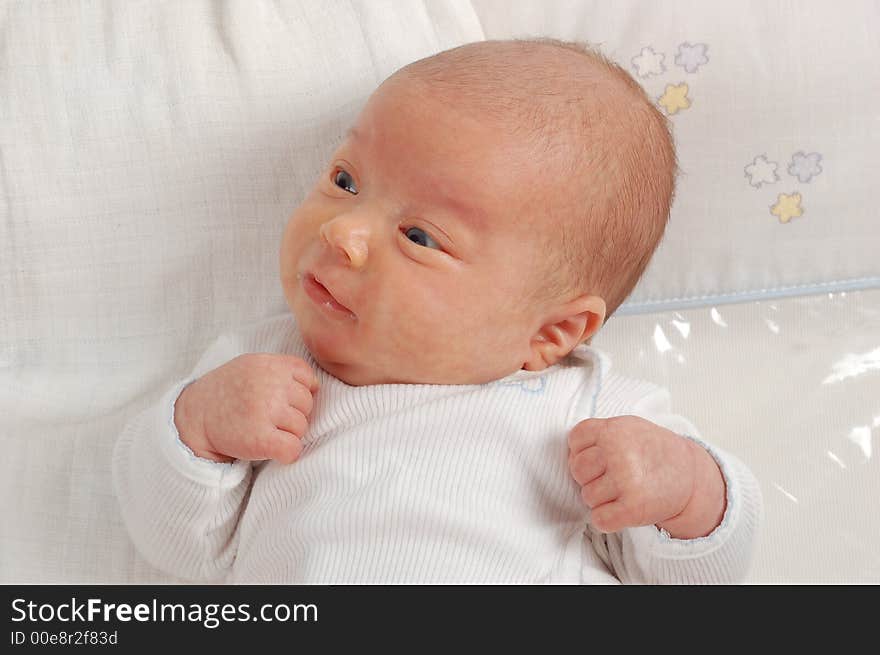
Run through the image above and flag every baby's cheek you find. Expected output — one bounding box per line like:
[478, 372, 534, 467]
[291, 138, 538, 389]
[389, 305, 448, 354]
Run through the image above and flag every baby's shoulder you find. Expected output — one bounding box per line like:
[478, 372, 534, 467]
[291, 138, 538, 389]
[568, 344, 667, 420]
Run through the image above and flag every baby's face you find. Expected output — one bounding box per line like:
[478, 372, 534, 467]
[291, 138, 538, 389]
[279, 74, 565, 386]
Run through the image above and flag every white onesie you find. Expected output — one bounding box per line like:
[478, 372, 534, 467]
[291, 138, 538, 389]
[112, 313, 762, 584]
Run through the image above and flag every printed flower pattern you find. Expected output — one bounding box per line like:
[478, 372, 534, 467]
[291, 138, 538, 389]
[631, 41, 709, 116]
[631, 46, 666, 78]
[788, 151, 823, 183]
[658, 83, 691, 115]
[744, 155, 781, 188]
[770, 192, 804, 224]
[626, 38, 822, 227]
[675, 42, 709, 73]
[745, 150, 824, 223]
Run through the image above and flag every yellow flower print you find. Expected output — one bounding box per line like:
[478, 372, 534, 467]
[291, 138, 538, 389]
[770, 192, 804, 224]
[658, 83, 690, 115]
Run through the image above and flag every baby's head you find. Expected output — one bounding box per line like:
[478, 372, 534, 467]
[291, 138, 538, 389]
[280, 39, 677, 386]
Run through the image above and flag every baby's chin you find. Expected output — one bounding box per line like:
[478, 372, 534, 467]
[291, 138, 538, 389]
[314, 357, 377, 387]
[307, 346, 421, 386]
[301, 338, 431, 386]
[309, 347, 521, 387]
[299, 329, 379, 386]
[295, 311, 523, 387]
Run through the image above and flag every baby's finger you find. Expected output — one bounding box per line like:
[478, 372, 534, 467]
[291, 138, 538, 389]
[568, 418, 604, 453]
[278, 355, 320, 392]
[263, 428, 304, 465]
[581, 474, 619, 509]
[569, 447, 606, 486]
[590, 501, 632, 534]
[286, 380, 315, 417]
[274, 406, 309, 439]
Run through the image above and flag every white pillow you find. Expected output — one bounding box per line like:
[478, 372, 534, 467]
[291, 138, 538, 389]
[470, 0, 880, 313]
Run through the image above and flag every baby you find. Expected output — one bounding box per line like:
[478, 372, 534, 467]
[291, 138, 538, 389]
[113, 39, 762, 584]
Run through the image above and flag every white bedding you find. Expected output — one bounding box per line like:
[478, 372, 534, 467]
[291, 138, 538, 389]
[2, 0, 877, 583]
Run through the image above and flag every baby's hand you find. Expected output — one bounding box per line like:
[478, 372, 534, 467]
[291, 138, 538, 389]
[568, 416, 725, 538]
[173, 353, 320, 465]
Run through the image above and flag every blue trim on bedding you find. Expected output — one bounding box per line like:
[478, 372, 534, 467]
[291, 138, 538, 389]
[617, 276, 880, 316]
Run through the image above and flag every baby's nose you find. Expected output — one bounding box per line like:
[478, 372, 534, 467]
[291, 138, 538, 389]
[319, 217, 369, 268]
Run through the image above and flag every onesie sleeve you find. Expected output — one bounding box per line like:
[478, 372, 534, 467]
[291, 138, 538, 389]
[111, 334, 254, 583]
[585, 386, 764, 584]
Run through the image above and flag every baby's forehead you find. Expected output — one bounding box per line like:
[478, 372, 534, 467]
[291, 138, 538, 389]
[356, 85, 558, 209]
[358, 51, 640, 231]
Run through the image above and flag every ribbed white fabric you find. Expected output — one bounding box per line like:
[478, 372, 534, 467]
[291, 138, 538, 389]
[112, 313, 762, 584]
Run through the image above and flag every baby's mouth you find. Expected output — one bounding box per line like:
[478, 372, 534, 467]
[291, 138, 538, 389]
[302, 272, 356, 319]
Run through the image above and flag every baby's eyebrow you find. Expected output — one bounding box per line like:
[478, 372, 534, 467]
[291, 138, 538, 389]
[433, 191, 487, 228]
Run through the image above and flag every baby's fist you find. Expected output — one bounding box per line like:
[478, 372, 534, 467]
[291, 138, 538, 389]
[567, 416, 697, 534]
[174, 353, 320, 465]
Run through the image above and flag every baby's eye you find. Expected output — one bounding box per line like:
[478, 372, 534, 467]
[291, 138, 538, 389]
[403, 226, 441, 250]
[332, 168, 358, 195]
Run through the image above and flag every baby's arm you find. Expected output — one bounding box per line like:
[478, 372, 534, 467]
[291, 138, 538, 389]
[111, 335, 319, 582]
[569, 388, 762, 584]
[112, 377, 252, 582]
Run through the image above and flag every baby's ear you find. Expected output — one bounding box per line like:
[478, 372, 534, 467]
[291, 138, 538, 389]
[522, 295, 606, 371]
